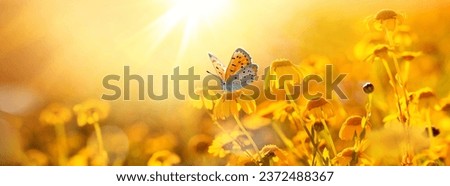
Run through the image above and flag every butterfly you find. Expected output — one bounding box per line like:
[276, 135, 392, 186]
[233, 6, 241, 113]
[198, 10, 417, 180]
[207, 48, 258, 92]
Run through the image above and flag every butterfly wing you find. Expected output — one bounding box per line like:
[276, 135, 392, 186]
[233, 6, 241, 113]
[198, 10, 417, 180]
[224, 64, 258, 92]
[224, 48, 253, 80]
[208, 53, 226, 80]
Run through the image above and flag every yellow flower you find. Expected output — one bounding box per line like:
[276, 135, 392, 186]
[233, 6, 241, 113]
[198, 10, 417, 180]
[259, 144, 292, 166]
[273, 102, 302, 126]
[39, 103, 72, 165]
[208, 130, 250, 158]
[367, 9, 404, 32]
[266, 59, 303, 94]
[332, 140, 372, 166]
[147, 150, 181, 166]
[409, 87, 438, 110]
[399, 51, 421, 62]
[304, 97, 334, 121]
[39, 103, 72, 126]
[187, 134, 213, 155]
[438, 96, 450, 114]
[191, 88, 215, 110]
[243, 100, 303, 131]
[440, 106, 450, 117]
[247, 101, 301, 130]
[213, 91, 256, 119]
[364, 44, 392, 63]
[339, 115, 371, 141]
[186, 134, 215, 165]
[73, 99, 110, 126]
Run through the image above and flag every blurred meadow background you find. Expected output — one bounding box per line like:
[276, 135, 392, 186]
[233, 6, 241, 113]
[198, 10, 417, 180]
[1, 0, 450, 165]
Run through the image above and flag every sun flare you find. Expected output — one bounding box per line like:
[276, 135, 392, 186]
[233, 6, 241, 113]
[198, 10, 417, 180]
[146, 0, 228, 64]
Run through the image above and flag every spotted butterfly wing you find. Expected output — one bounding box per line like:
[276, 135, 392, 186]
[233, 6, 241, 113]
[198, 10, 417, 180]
[208, 53, 226, 81]
[207, 48, 258, 92]
[224, 48, 253, 80]
[224, 64, 258, 92]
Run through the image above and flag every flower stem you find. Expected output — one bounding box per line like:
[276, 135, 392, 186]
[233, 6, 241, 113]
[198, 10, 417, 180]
[365, 94, 373, 119]
[94, 122, 108, 165]
[284, 88, 327, 165]
[55, 123, 67, 165]
[392, 55, 412, 126]
[386, 30, 411, 126]
[271, 122, 301, 158]
[320, 118, 337, 157]
[381, 59, 405, 121]
[233, 114, 262, 161]
[304, 122, 326, 165]
[425, 108, 434, 147]
[208, 112, 255, 162]
[386, 30, 414, 162]
[359, 94, 373, 142]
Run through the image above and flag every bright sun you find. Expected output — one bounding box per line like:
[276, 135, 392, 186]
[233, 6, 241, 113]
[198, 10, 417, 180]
[145, 0, 228, 65]
[169, 0, 226, 21]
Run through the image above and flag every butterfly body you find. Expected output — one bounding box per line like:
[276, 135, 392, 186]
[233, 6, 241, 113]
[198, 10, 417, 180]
[207, 48, 258, 92]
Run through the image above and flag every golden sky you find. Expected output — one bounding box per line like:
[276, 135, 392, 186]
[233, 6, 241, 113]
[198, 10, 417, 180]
[0, 0, 449, 111]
